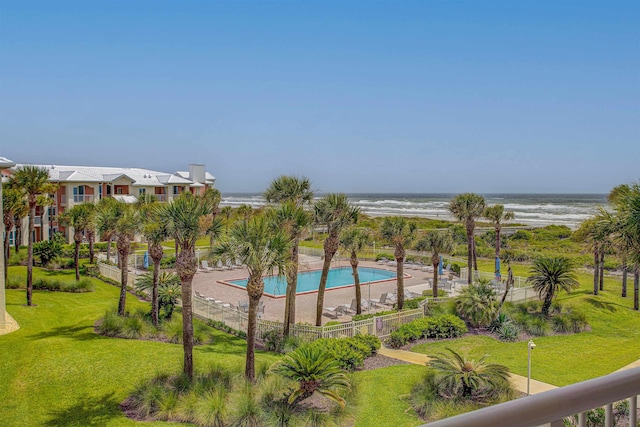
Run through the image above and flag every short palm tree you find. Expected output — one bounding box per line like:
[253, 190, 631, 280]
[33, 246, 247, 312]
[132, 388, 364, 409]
[455, 278, 497, 328]
[114, 202, 141, 316]
[527, 257, 579, 316]
[269, 345, 350, 407]
[142, 214, 169, 327]
[95, 197, 120, 264]
[58, 203, 94, 281]
[313, 194, 359, 326]
[264, 175, 313, 206]
[380, 217, 417, 310]
[213, 216, 289, 381]
[483, 204, 514, 278]
[134, 271, 181, 321]
[449, 193, 486, 284]
[340, 227, 371, 314]
[428, 348, 511, 401]
[415, 230, 454, 297]
[9, 165, 57, 306]
[2, 188, 27, 279]
[269, 202, 311, 335]
[157, 193, 211, 380]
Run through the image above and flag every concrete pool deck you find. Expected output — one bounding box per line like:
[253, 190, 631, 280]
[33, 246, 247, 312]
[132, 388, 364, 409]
[192, 254, 456, 325]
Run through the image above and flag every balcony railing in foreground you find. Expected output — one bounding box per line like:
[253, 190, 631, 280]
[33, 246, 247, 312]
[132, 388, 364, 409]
[423, 366, 639, 427]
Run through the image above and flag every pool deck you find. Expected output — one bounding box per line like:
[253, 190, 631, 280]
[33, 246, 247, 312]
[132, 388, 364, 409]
[192, 254, 454, 325]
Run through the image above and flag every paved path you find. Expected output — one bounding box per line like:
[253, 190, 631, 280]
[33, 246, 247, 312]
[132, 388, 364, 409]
[378, 346, 557, 395]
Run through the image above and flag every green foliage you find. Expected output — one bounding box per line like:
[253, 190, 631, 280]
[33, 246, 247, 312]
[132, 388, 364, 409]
[8, 249, 27, 266]
[455, 279, 498, 327]
[512, 230, 532, 240]
[262, 329, 286, 353]
[28, 276, 95, 292]
[300, 335, 380, 371]
[387, 314, 467, 348]
[33, 239, 63, 266]
[208, 320, 248, 339]
[375, 252, 395, 261]
[352, 309, 397, 321]
[160, 256, 177, 268]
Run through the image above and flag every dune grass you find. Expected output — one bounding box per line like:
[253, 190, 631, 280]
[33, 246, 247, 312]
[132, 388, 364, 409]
[411, 275, 640, 386]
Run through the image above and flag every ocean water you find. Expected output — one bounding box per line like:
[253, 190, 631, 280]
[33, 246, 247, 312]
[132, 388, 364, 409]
[220, 193, 608, 229]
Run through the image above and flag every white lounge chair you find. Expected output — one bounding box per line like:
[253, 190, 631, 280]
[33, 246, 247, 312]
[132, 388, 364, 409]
[200, 260, 215, 272]
[216, 260, 230, 271]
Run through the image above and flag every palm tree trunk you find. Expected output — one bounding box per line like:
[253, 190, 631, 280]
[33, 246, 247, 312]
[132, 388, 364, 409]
[88, 231, 95, 264]
[472, 238, 478, 275]
[350, 252, 361, 315]
[284, 242, 299, 336]
[599, 252, 605, 291]
[152, 259, 160, 326]
[3, 222, 11, 281]
[621, 256, 627, 297]
[14, 222, 20, 254]
[315, 253, 333, 326]
[74, 240, 80, 281]
[117, 240, 129, 316]
[396, 252, 405, 310]
[593, 251, 599, 295]
[634, 268, 639, 311]
[542, 292, 554, 317]
[497, 266, 513, 314]
[246, 293, 259, 381]
[176, 245, 197, 380]
[27, 205, 35, 306]
[432, 253, 439, 297]
[466, 227, 473, 284]
[106, 234, 113, 263]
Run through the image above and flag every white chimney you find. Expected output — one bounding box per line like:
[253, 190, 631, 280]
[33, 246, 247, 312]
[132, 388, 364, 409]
[188, 164, 205, 183]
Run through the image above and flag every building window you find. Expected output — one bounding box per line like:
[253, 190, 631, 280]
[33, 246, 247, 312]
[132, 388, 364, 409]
[117, 187, 123, 195]
[73, 186, 85, 202]
[8, 230, 15, 246]
[139, 188, 146, 195]
[99, 185, 103, 199]
[173, 186, 179, 195]
[106, 185, 112, 196]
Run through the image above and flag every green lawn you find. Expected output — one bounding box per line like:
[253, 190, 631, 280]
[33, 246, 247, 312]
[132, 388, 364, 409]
[412, 275, 640, 386]
[1, 266, 424, 427]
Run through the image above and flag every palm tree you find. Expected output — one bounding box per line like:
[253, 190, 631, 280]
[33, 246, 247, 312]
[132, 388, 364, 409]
[157, 193, 210, 380]
[220, 206, 233, 230]
[134, 271, 180, 321]
[608, 184, 633, 298]
[141, 211, 169, 327]
[213, 216, 289, 381]
[9, 166, 56, 306]
[58, 204, 94, 281]
[313, 194, 359, 326]
[575, 216, 609, 296]
[428, 348, 511, 401]
[455, 278, 497, 328]
[340, 227, 371, 314]
[415, 230, 454, 297]
[114, 202, 140, 316]
[95, 197, 120, 264]
[265, 176, 314, 335]
[449, 193, 486, 284]
[483, 204, 514, 279]
[3, 188, 27, 279]
[380, 217, 417, 310]
[527, 257, 579, 316]
[611, 182, 640, 310]
[237, 204, 253, 221]
[269, 202, 311, 334]
[269, 345, 350, 407]
[202, 187, 222, 247]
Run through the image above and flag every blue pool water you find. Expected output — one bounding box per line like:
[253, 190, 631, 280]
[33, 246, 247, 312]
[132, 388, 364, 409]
[227, 267, 396, 297]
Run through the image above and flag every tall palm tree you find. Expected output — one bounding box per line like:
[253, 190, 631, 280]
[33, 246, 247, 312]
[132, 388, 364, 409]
[3, 188, 27, 279]
[575, 216, 608, 296]
[9, 166, 56, 306]
[157, 193, 210, 380]
[95, 197, 120, 264]
[220, 206, 233, 230]
[59, 203, 94, 281]
[269, 202, 311, 334]
[608, 184, 633, 297]
[114, 202, 140, 316]
[449, 193, 486, 284]
[612, 182, 640, 310]
[380, 217, 417, 310]
[265, 176, 313, 335]
[202, 187, 222, 247]
[483, 204, 514, 279]
[142, 210, 169, 327]
[313, 194, 359, 326]
[269, 345, 350, 407]
[213, 216, 289, 381]
[415, 230, 454, 297]
[527, 257, 579, 316]
[340, 227, 371, 314]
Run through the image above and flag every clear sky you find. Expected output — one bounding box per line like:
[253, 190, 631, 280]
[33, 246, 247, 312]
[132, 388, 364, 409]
[1, 0, 638, 194]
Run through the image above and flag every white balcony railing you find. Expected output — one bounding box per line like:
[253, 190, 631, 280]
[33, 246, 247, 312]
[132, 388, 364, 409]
[422, 367, 640, 427]
[73, 195, 94, 203]
[155, 194, 167, 202]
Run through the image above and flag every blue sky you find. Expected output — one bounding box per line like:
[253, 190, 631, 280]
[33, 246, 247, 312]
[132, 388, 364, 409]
[1, 0, 638, 193]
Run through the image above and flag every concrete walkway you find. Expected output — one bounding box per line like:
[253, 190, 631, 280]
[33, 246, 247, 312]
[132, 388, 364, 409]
[378, 346, 557, 395]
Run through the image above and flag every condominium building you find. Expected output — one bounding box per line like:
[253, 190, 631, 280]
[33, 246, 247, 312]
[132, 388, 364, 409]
[4, 163, 215, 245]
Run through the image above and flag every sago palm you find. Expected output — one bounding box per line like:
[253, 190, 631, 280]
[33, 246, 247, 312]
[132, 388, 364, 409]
[380, 217, 417, 310]
[455, 278, 497, 328]
[213, 216, 289, 381]
[269, 345, 350, 407]
[313, 194, 359, 326]
[449, 193, 486, 284]
[527, 257, 579, 316]
[340, 227, 371, 314]
[9, 165, 56, 306]
[415, 230, 454, 297]
[157, 193, 211, 380]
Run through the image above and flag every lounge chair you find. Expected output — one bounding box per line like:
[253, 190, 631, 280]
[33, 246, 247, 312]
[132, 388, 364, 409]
[200, 260, 215, 272]
[216, 260, 230, 271]
[404, 290, 421, 300]
[348, 298, 373, 313]
[371, 292, 394, 306]
[238, 300, 249, 313]
[323, 306, 343, 319]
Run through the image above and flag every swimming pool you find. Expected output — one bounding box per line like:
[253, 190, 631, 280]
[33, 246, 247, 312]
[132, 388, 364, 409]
[224, 267, 397, 297]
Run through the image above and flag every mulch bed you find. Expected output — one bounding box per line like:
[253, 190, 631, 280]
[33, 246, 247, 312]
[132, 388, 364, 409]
[362, 353, 410, 370]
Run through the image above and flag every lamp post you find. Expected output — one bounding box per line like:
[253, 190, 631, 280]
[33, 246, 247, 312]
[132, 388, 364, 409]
[0, 157, 16, 329]
[527, 340, 536, 396]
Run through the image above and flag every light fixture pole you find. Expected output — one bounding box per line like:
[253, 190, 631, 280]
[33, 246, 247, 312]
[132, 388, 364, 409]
[527, 340, 536, 396]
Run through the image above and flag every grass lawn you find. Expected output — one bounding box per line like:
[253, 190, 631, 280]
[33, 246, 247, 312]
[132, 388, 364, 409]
[412, 275, 640, 386]
[1, 266, 425, 427]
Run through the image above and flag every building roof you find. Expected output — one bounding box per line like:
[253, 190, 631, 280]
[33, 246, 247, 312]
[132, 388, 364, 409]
[13, 164, 208, 187]
[176, 171, 217, 183]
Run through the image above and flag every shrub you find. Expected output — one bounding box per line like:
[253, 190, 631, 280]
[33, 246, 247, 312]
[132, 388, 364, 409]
[512, 230, 532, 240]
[262, 329, 286, 353]
[496, 323, 520, 341]
[552, 313, 571, 333]
[404, 297, 427, 309]
[352, 334, 381, 355]
[421, 289, 447, 298]
[567, 309, 588, 333]
[8, 249, 27, 266]
[5, 275, 21, 289]
[160, 256, 176, 268]
[33, 239, 63, 266]
[525, 317, 550, 336]
[99, 310, 125, 336]
[352, 309, 397, 321]
[387, 314, 467, 348]
[375, 253, 394, 262]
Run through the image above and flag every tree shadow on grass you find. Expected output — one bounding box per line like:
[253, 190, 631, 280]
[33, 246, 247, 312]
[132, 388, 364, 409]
[197, 333, 247, 355]
[28, 324, 100, 341]
[584, 297, 620, 312]
[44, 392, 121, 427]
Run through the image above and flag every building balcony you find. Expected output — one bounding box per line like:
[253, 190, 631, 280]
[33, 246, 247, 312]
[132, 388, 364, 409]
[73, 195, 95, 203]
[155, 194, 167, 202]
